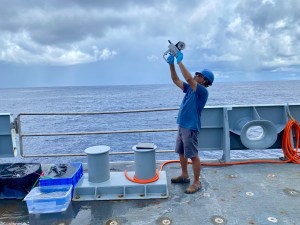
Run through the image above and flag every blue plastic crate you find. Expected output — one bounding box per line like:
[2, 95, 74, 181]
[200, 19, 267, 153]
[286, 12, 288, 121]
[39, 162, 83, 195]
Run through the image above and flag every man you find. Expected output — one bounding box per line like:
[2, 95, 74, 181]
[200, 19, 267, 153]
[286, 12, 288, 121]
[167, 51, 214, 194]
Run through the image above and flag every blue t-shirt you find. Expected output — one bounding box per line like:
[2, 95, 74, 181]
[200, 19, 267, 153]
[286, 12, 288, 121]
[176, 82, 208, 131]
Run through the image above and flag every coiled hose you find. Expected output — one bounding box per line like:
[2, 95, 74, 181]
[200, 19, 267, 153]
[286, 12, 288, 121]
[282, 119, 300, 164]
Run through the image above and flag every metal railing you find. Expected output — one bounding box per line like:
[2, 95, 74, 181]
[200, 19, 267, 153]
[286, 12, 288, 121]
[16, 108, 179, 158]
[13, 103, 300, 162]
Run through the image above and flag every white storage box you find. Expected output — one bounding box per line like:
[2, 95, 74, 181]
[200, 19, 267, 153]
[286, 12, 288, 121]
[24, 185, 72, 214]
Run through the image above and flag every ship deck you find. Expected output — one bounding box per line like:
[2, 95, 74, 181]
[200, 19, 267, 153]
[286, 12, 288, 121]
[0, 160, 300, 225]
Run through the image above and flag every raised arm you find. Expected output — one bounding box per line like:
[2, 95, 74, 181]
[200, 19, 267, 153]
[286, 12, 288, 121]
[167, 54, 184, 90]
[176, 52, 197, 92]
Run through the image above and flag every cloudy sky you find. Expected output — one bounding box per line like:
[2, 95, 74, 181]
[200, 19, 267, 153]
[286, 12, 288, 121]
[1, 0, 299, 88]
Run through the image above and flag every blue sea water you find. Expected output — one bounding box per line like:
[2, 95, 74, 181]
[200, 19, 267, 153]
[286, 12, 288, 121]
[1, 80, 300, 164]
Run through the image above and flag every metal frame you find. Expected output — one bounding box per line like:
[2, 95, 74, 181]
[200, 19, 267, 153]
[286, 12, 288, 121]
[0, 113, 17, 157]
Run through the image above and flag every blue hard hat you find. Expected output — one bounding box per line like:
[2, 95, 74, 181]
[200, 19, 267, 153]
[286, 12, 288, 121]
[199, 69, 214, 86]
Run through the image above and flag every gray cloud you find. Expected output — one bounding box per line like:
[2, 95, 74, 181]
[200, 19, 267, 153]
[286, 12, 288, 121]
[0, 0, 299, 87]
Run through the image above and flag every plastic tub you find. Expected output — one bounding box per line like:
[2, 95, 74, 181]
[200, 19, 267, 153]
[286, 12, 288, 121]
[24, 185, 72, 214]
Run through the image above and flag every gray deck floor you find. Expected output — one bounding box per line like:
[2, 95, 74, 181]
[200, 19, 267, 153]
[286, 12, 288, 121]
[1, 160, 300, 225]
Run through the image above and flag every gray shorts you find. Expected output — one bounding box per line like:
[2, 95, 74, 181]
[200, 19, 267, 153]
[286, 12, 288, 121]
[175, 126, 199, 158]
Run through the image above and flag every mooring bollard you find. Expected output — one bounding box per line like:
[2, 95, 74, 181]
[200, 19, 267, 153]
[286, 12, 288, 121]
[84, 145, 110, 183]
[132, 143, 157, 180]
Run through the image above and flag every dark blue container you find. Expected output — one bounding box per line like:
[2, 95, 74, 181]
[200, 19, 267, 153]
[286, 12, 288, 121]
[0, 163, 42, 199]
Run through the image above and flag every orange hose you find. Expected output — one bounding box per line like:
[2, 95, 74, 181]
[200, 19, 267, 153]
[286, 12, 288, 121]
[282, 119, 300, 164]
[160, 119, 300, 170]
[124, 169, 159, 184]
[125, 119, 300, 183]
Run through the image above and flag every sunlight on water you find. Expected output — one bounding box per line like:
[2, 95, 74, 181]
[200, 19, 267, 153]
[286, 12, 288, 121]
[246, 126, 264, 140]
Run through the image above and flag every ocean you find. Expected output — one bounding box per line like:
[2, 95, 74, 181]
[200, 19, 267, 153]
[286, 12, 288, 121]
[1, 80, 300, 164]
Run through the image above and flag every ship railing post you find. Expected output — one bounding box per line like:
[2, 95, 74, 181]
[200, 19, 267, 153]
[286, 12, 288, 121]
[285, 104, 295, 150]
[17, 114, 24, 157]
[221, 107, 231, 162]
